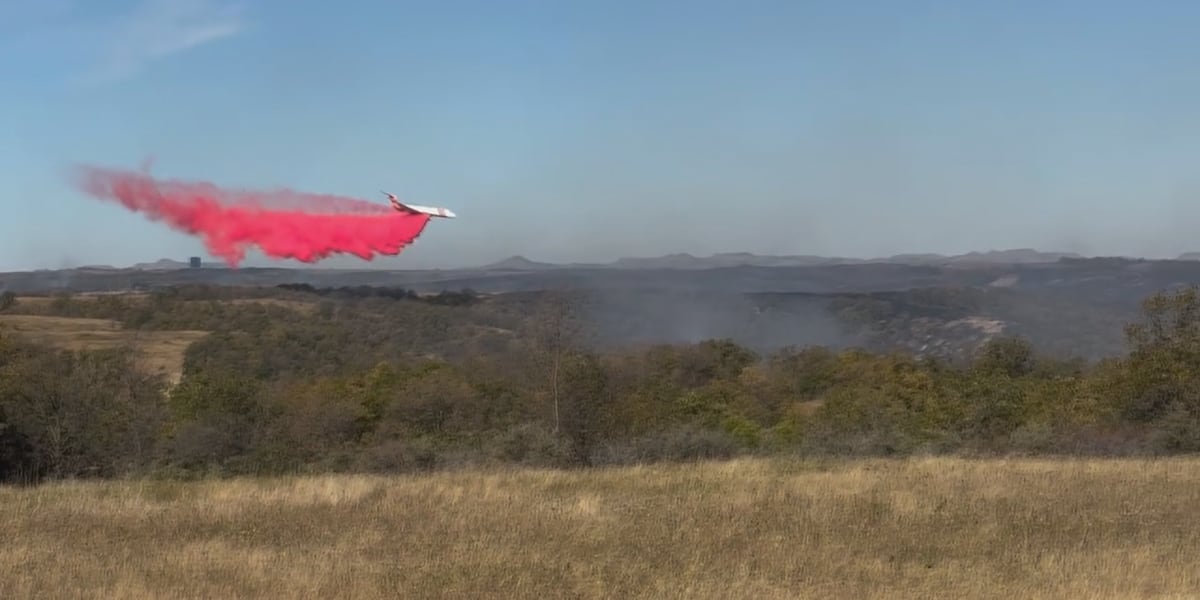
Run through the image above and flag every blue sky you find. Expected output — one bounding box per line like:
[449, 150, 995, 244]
[4, 0, 1200, 270]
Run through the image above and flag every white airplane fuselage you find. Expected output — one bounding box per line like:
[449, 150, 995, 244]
[384, 192, 456, 218]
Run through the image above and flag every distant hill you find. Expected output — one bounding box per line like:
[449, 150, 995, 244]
[478, 256, 561, 271]
[476, 249, 1086, 271]
[132, 259, 189, 270]
[6, 248, 1200, 361]
[113, 249, 1093, 275]
[608, 252, 857, 270]
[131, 258, 224, 270]
[611, 253, 713, 269]
[938, 249, 1085, 265]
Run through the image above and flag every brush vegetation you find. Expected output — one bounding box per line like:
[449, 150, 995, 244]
[3, 283, 1200, 481]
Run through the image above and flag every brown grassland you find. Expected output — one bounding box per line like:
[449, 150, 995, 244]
[0, 314, 207, 383]
[12, 292, 152, 308]
[15, 293, 315, 315]
[3, 456, 1199, 599]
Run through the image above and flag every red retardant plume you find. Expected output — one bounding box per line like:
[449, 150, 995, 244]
[71, 164, 432, 267]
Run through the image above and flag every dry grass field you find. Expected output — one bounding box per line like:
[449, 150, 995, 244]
[2, 457, 1199, 599]
[0, 314, 207, 383]
[15, 293, 314, 314]
[12, 292, 151, 308]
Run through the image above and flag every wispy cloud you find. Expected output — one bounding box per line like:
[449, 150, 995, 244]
[84, 0, 246, 83]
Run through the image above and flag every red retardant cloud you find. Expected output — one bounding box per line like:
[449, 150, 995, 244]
[71, 164, 432, 267]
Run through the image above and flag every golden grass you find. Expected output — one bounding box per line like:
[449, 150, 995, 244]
[16, 294, 315, 314]
[0, 314, 207, 384]
[14, 292, 151, 307]
[3, 457, 1200, 598]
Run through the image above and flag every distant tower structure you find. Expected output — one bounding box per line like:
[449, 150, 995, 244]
[189, 257, 202, 269]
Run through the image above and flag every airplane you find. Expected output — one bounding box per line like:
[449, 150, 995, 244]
[381, 191, 457, 218]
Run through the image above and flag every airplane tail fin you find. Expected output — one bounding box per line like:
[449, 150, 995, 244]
[382, 191, 404, 211]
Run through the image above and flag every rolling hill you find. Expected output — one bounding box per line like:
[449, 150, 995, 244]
[3, 250, 1198, 361]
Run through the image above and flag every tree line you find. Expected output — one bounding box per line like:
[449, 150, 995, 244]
[3, 284, 1200, 483]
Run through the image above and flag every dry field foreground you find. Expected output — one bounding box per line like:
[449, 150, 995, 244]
[3, 458, 1200, 599]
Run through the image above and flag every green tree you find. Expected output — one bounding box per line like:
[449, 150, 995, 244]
[530, 292, 586, 433]
[973, 336, 1037, 378]
[0, 343, 167, 479]
[558, 352, 611, 465]
[1122, 286, 1200, 425]
[162, 370, 269, 472]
